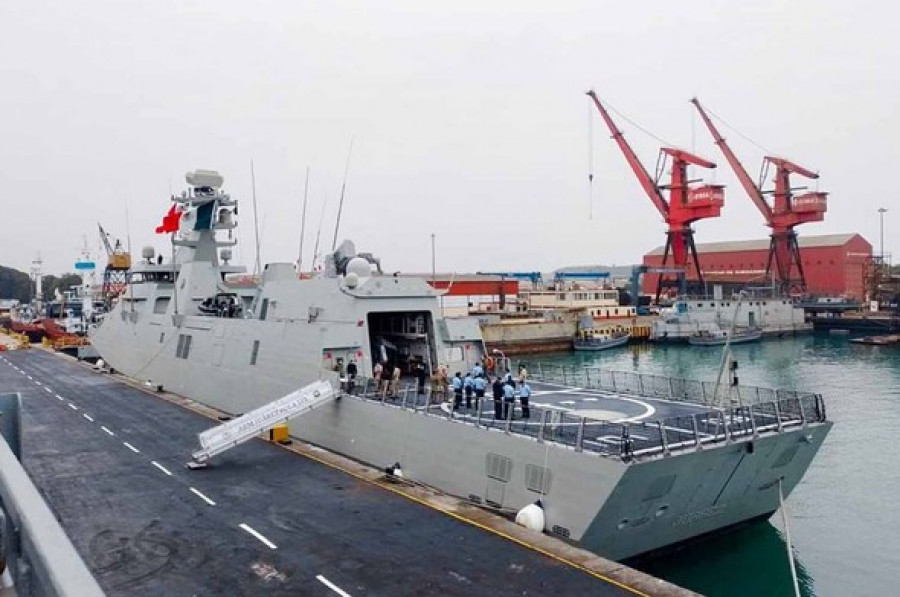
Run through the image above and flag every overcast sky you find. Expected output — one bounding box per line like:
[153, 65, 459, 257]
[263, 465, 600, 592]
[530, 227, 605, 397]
[1, 1, 896, 277]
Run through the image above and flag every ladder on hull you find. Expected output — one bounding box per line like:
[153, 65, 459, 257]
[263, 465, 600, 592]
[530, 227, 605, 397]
[188, 379, 338, 467]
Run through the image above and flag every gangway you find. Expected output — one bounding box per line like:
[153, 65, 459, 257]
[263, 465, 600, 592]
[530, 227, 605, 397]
[188, 379, 339, 468]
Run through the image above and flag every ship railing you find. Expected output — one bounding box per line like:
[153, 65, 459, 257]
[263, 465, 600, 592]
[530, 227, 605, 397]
[519, 361, 820, 408]
[349, 377, 826, 461]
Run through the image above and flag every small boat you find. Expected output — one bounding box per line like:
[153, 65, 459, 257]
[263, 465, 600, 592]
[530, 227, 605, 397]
[688, 326, 762, 346]
[573, 329, 630, 351]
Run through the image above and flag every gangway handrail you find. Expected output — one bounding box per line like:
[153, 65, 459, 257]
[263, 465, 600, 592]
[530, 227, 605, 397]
[189, 379, 338, 466]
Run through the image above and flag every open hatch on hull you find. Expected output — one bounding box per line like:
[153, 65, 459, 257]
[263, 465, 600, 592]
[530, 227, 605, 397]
[367, 311, 437, 376]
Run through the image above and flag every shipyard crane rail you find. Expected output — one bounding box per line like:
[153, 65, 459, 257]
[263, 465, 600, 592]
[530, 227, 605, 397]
[553, 271, 610, 286]
[476, 271, 544, 286]
[587, 91, 725, 299]
[690, 98, 827, 294]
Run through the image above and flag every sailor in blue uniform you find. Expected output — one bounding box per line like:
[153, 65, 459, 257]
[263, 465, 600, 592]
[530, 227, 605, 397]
[473, 374, 486, 409]
[502, 381, 516, 420]
[518, 382, 531, 419]
[451, 373, 463, 410]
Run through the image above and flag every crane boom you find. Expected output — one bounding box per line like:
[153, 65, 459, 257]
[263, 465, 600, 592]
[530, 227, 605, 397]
[690, 98, 827, 294]
[98, 223, 114, 256]
[690, 98, 772, 220]
[764, 156, 819, 180]
[586, 91, 668, 218]
[589, 92, 724, 299]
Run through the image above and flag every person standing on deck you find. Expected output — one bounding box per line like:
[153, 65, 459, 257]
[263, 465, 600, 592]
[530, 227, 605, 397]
[492, 376, 504, 419]
[415, 362, 427, 395]
[463, 373, 474, 409]
[451, 372, 464, 410]
[473, 374, 486, 409]
[502, 380, 516, 420]
[471, 361, 484, 379]
[518, 381, 531, 419]
[346, 359, 358, 394]
[389, 364, 401, 397]
[518, 365, 528, 387]
[373, 361, 384, 395]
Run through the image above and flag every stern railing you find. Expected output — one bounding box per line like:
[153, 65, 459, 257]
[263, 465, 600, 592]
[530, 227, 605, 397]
[342, 373, 826, 462]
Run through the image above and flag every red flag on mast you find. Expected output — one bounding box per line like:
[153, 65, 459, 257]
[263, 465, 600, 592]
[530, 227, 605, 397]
[155, 205, 181, 234]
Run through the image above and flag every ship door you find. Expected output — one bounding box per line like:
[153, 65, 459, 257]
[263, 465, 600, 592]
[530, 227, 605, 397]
[748, 311, 756, 328]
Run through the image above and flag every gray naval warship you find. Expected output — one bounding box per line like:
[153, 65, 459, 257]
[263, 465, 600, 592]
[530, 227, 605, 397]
[91, 170, 832, 562]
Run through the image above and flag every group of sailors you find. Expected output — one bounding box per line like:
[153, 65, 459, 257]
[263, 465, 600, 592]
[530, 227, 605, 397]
[449, 363, 531, 421]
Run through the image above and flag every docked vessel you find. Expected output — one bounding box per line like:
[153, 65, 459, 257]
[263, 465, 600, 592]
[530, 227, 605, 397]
[651, 297, 809, 342]
[688, 326, 762, 346]
[91, 170, 832, 561]
[573, 328, 631, 351]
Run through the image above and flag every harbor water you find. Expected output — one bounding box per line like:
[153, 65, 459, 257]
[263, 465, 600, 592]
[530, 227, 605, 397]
[529, 334, 899, 597]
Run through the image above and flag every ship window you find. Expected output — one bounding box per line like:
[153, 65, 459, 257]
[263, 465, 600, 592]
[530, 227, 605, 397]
[153, 297, 170, 314]
[557, 293, 566, 300]
[524, 464, 552, 495]
[259, 298, 269, 321]
[176, 334, 192, 359]
[159, 332, 165, 344]
[250, 340, 260, 365]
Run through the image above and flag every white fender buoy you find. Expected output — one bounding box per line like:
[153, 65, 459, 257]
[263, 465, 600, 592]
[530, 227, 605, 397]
[515, 500, 545, 532]
[95, 358, 105, 370]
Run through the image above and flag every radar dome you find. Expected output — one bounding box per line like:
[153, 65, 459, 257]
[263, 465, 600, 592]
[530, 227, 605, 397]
[344, 272, 359, 289]
[346, 257, 372, 278]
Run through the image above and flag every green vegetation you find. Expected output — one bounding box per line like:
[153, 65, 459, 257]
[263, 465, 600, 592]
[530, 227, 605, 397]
[0, 266, 83, 303]
[0, 266, 33, 302]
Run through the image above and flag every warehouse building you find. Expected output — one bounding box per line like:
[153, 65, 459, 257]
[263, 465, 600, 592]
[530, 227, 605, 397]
[643, 233, 872, 299]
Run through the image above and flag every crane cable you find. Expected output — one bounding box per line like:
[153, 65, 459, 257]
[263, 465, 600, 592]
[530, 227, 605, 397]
[602, 100, 677, 148]
[705, 105, 776, 156]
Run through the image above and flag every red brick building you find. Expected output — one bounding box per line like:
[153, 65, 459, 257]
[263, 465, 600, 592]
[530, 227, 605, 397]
[643, 233, 872, 299]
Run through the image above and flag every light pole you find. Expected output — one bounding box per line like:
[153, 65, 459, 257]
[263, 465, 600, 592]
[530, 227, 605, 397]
[491, 348, 507, 374]
[431, 233, 443, 316]
[878, 207, 888, 259]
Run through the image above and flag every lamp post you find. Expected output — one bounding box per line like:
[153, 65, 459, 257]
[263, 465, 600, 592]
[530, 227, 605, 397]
[491, 348, 507, 374]
[878, 207, 888, 259]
